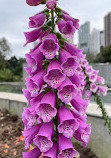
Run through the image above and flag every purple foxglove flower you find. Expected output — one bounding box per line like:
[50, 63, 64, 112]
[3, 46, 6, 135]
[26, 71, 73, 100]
[26, 79, 39, 98]
[22, 123, 42, 149]
[24, 27, 43, 46]
[23, 147, 41, 158]
[42, 141, 57, 158]
[90, 83, 98, 93]
[22, 89, 32, 106]
[62, 13, 79, 29]
[26, 0, 42, 6]
[93, 69, 99, 75]
[70, 108, 87, 123]
[22, 107, 38, 129]
[36, 91, 57, 122]
[64, 41, 83, 57]
[39, 29, 50, 40]
[33, 121, 54, 152]
[57, 20, 75, 37]
[26, 70, 46, 97]
[29, 13, 46, 28]
[58, 106, 79, 138]
[44, 59, 66, 88]
[80, 58, 88, 67]
[74, 122, 91, 147]
[85, 65, 93, 75]
[23, 92, 44, 127]
[58, 134, 77, 158]
[59, 49, 78, 77]
[85, 90, 92, 101]
[30, 91, 44, 106]
[98, 85, 107, 96]
[25, 54, 37, 73]
[58, 77, 77, 104]
[71, 96, 88, 114]
[89, 74, 97, 82]
[79, 80, 87, 91]
[46, 0, 57, 10]
[69, 72, 83, 88]
[76, 66, 82, 74]
[97, 76, 105, 84]
[39, 33, 59, 59]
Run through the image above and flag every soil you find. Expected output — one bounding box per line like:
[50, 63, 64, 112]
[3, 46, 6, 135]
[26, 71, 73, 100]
[0, 108, 99, 158]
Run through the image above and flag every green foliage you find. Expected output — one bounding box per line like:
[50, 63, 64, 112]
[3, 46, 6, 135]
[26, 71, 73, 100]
[0, 37, 11, 69]
[0, 37, 26, 82]
[7, 56, 26, 77]
[94, 45, 111, 63]
[0, 69, 14, 82]
[85, 53, 96, 63]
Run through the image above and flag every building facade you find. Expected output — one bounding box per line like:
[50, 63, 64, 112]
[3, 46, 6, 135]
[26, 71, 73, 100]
[78, 21, 90, 52]
[89, 28, 100, 56]
[104, 12, 111, 47]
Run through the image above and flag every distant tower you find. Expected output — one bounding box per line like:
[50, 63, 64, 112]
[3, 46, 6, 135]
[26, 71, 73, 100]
[100, 31, 104, 50]
[89, 28, 100, 56]
[78, 21, 90, 53]
[104, 12, 111, 47]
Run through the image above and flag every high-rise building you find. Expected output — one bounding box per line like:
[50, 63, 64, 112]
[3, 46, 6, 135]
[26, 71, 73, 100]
[100, 31, 104, 50]
[78, 21, 90, 52]
[89, 28, 100, 56]
[104, 12, 111, 47]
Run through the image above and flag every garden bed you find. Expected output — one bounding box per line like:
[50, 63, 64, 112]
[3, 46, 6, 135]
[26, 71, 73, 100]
[0, 108, 99, 158]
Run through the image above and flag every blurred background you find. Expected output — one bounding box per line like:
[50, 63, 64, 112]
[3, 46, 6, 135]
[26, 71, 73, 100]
[0, 0, 111, 100]
[0, 0, 111, 158]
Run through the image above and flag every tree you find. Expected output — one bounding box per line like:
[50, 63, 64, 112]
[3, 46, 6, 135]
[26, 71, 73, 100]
[0, 37, 11, 69]
[94, 45, 111, 63]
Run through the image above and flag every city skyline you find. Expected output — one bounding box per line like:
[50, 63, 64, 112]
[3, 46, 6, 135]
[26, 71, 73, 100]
[0, 0, 111, 57]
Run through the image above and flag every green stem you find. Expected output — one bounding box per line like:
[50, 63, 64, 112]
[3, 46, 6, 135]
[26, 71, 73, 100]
[51, 10, 55, 31]
[94, 93, 111, 134]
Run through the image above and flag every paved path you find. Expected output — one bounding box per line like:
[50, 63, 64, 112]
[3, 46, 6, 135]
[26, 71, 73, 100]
[0, 92, 111, 117]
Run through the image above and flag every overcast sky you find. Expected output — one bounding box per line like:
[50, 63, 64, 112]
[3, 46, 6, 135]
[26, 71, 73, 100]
[0, 0, 111, 58]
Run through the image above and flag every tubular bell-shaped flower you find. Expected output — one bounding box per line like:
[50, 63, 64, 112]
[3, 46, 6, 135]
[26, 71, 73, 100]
[90, 83, 98, 93]
[26, 0, 42, 6]
[26, 70, 46, 97]
[74, 122, 91, 147]
[70, 108, 87, 123]
[64, 41, 83, 57]
[57, 20, 75, 37]
[33, 121, 54, 152]
[58, 134, 77, 158]
[39, 33, 59, 59]
[59, 49, 78, 77]
[46, 0, 57, 10]
[22, 123, 42, 149]
[69, 72, 84, 88]
[42, 141, 58, 158]
[29, 13, 46, 28]
[58, 77, 77, 104]
[44, 59, 66, 88]
[36, 91, 57, 122]
[23, 147, 41, 158]
[25, 51, 43, 76]
[71, 96, 88, 114]
[22, 89, 32, 106]
[58, 106, 79, 138]
[22, 107, 38, 129]
[62, 12, 79, 29]
[98, 85, 107, 96]
[24, 27, 43, 46]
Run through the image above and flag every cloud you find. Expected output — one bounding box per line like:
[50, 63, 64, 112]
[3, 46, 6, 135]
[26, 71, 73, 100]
[0, 0, 111, 57]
